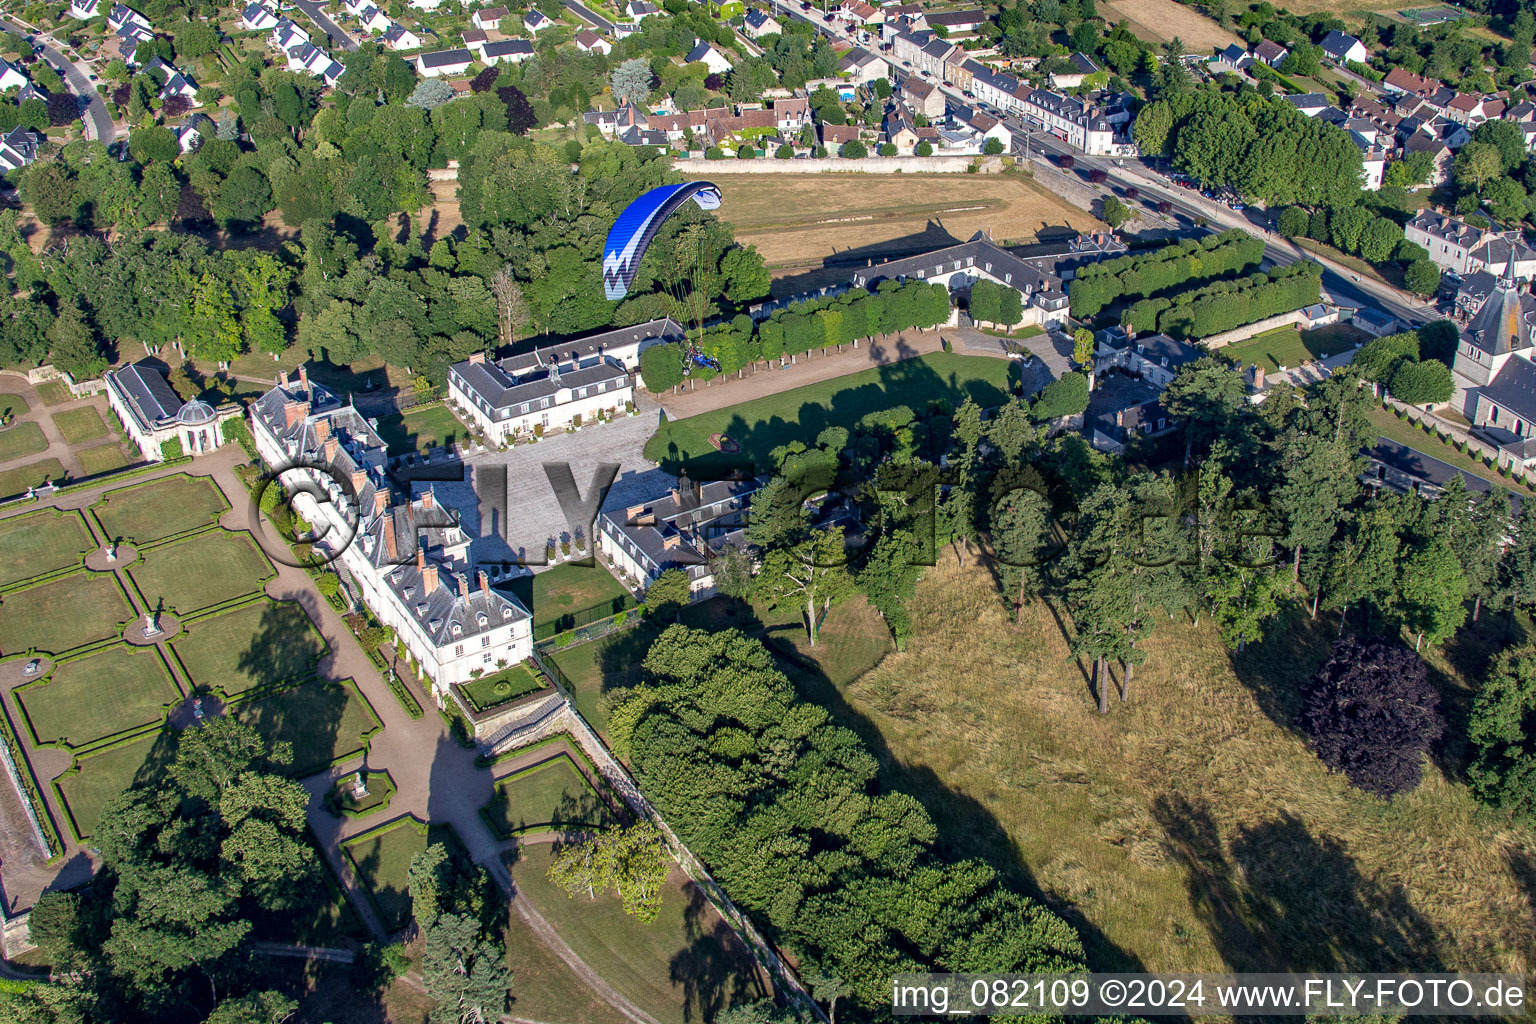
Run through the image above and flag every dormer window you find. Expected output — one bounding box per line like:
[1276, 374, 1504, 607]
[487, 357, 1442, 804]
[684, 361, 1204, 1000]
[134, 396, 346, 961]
[502, 607, 512, 619]
[451, 622, 462, 636]
[403, 586, 416, 599]
[477, 612, 488, 626]
[415, 603, 428, 617]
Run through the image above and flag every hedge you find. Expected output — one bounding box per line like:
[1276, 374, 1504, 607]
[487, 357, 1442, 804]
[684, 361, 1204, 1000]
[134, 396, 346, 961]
[1144, 262, 1323, 339]
[1069, 229, 1265, 319]
[0, 685, 62, 858]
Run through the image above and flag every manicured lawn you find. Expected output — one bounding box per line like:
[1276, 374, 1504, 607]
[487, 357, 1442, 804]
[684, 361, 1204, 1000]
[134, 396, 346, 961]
[75, 443, 131, 478]
[18, 645, 181, 749]
[54, 731, 173, 840]
[503, 917, 631, 1024]
[173, 600, 326, 697]
[327, 769, 396, 819]
[36, 381, 72, 406]
[374, 403, 464, 455]
[0, 393, 28, 418]
[0, 421, 46, 462]
[235, 679, 380, 777]
[344, 819, 464, 932]
[52, 406, 108, 445]
[0, 508, 92, 588]
[458, 662, 547, 713]
[529, 562, 635, 630]
[509, 844, 769, 1024]
[0, 458, 66, 499]
[1221, 323, 1366, 374]
[644, 353, 1019, 473]
[481, 754, 614, 838]
[130, 530, 273, 615]
[0, 572, 133, 656]
[94, 474, 229, 544]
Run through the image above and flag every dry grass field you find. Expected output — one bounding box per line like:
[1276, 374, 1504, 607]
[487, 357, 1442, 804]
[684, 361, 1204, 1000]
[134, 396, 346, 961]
[822, 559, 1536, 975]
[1102, 0, 1244, 48]
[706, 173, 1102, 268]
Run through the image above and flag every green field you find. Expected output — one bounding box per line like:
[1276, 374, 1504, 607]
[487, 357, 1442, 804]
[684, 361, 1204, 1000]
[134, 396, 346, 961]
[0, 508, 92, 588]
[526, 563, 636, 631]
[0, 421, 46, 462]
[130, 530, 273, 615]
[644, 353, 1019, 473]
[173, 600, 326, 697]
[54, 731, 172, 839]
[93, 474, 228, 544]
[0, 572, 133, 656]
[458, 662, 547, 713]
[76, 443, 131, 477]
[481, 754, 614, 838]
[374, 403, 464, 455]
[509, 844, 769, 1024]
[235, 680, 380, 776]
[1221, 322, 1366, 374]
[19, 646, 181, 748]
[0, 458, 65, 499]
[344, 819, 464, 931]
[52, 406, 108, 445]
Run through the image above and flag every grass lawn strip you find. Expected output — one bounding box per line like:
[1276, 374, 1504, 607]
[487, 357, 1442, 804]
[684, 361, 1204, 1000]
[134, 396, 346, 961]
[0, 421, 46, 462]
[52, 406, 108, 445]
[18, 646, 181, 749]
[509, 844, 768, 1024]
[172, 600, 326, 698]
[644, 352, 1016, 473]
[0, 572, 133, 656]
[374, 403, 464, 455]
[0, 458, 65, 498]
[235, 679, 381, 777]
[0, 393, 28, 418]
[343, 818, 464, 932]
[531, 562, 635, 630]
[458, 662, 547, 713]
[53, 731, 172, 840]
[93, 473, 228, 544]
[75, 443, 131, 478]
[35, 381, 72, 407]
[0, 508, 92, 589]
[130, 530, 273, 616]
[481, 753, 614, 839]
[1220, 323, 1365, 374]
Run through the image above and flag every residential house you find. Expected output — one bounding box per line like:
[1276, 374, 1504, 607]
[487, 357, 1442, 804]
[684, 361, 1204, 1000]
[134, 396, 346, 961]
[837, 46, 889, 83]
[1086, 376, 1175, 453]
[172, 112, 213, 152]
[599, 474, 761, 599]
[1352, 307, 1400, 337]
[523, 8, 553, 32]
[1346, 120, 1387, 190]
[249, 371, 532, 695]
[884, 104, 919, 151]
[448, 346, 634, 442]
[945, 51, 975, 92]
[575, 29, 611, 54]
[382, 22, 423, 50]
[271, 17, 311, 52]
[1253, 39, 1288, 66]
[1283, 92, 1330, 116]
[1094, 327, 1202, 388]
[820, 122, 862, 149]
[161, 68, 199, 103]
[409, 0, 445, 9]
[685, 40, 733, 75]
[481, 38, 534, 64]
[106, 361, 235, 460]
[1320, 29, 1367, 65]
[774, 96, 809, 132]
[1444, 92, 1504, 126]
[1455, 270, 1500, 318]
[462, 28, 488, 49]
[1019, 87, 1116, 155]
[743, 9, 781, 38]
[952, 104, 1012, 150]
[0, 126, 37, 173]
[840, 0, 881, 25]
[67, 0, 100, 20]
[357, 6, 393, 33]
[240, 2, 279, 31]
[925, 8, 985, 34]
[471, 5, 508, 29]
[1210, 43, 1253, 73]
[1049, 51, 1102, 88]
[107, 3, 151, 33]
[1407, 211, 1536, 279]
[1383, 67, 1436, 96]
[417, 48, 474, 77]
[289, 43, 345, 84]
[0, 60, 28, 94]
[900, 77, 944, 119]
[625, 0, 660, 17]
[1402, 131, 1454, 185]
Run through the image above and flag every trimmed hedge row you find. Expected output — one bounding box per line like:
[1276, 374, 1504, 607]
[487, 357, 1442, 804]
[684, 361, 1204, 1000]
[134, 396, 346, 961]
[0, 684, 62, 858]
[1069, 229, 1266, 319]
[1126, 261, 1323, 339]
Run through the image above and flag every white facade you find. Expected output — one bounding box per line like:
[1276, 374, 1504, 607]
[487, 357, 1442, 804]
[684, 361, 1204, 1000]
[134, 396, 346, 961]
[105, 362, 234, 462]
[68, 0, 101, 20]
[0, 61, 28, 94]
[448, 353, 634, 442]
[417, 49, 474, 76]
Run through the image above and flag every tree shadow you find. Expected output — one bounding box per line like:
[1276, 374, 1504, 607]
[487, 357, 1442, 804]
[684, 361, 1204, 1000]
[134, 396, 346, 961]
[1151, 794, 1443, 972]
[233, 600, 327, 694]
[668, 882, 769, 1023]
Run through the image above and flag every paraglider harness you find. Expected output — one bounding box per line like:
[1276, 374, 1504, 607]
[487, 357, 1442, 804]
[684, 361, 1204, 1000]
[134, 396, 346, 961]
[681, 343, 720, 376]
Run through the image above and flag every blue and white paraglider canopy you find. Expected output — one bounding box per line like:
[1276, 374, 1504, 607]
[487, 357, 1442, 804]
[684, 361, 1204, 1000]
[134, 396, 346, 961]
[602, 181, 722, 302]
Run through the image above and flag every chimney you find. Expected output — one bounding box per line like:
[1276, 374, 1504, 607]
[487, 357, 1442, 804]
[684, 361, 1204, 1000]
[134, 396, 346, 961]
[283, 399, 308, 428]
[1253, 364, 1267, 389]
[374, 489, 389, 516]
[468, 352, 486, 364]
[422, 489, 435, 510]
[315, 418, 330, 442]
[417, 548, 425, 571]
[478, 570, 489, 597]
[351, 469, 368, 493]
[458, 573, 469, 600]
[298, 365, 309, 395]
[383, 510, 398, 561]
[663, 533, 681, 549]
[324, 436, 339, 463]
[422, 563, 439, 594]
[1116, 410, 1125, 427]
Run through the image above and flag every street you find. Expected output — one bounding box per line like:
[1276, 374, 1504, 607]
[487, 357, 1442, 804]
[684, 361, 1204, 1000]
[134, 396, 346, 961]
[292, 0, 358, 52]
[0, 15, 114, 145]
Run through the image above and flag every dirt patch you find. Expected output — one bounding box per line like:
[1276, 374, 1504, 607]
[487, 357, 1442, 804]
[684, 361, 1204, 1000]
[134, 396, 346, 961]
[420, 180, 465, 245]
[706, 171, 1101, 268]
[1101, 0, 1243, 48]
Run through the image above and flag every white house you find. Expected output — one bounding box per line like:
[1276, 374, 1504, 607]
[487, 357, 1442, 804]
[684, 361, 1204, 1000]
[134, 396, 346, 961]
[107, 3, 151, 33]
[448, 350, 634, 442]
[743, 8, 781, 38]
[67, 0, 101, 21]
[685, 40, 733, 75]
[598, 474, 762, 598]
[382, 22, 423, 50]
[0, 60, 29, 94]
[357, 5, 392, 33]
[1320, 29, 1368, 65]
[172, 113, 213, 152]
[625, 0, 660, 18]
[161, 69, 199, 103]
[291, 43, 345, 85]
[408, 0, 445, 9]
[417, 47, 474, 77]
[523, 8, 553, 33]
[1048, 51, 1102, 89]
[471, 5, 508, 30]
[240, 2, 279, 31]
[836, 46, 889, 84]
[271, 17, 311, 51]
[0, 126, 37, 173]
[248, 370, 534, 695]
[1407, 210, 1536, 279]
[480, 38, 534, 64]
[342, 0, 370, 15]
[106, 361, 236, 461]
[574, 29, 611, 54]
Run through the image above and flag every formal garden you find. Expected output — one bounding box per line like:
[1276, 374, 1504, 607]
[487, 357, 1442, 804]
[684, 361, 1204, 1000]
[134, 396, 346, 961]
[0, 571, 134, 656]
[479, 751, 616, 840]
[91, 473, 228, 545]
[343, 817, 467, 933]
[52, 731, 172, 840]
[171, 598, 328, 699]
[456, 661, 547, 714]
[16, 646, 181, 750]
[127, 529, 275, 616]
[0, 507, 93, 589]
[0, 387, 143, 499]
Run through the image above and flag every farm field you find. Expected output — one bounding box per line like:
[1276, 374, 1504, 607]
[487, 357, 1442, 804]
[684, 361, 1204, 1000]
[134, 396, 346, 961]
[509, 844, 771, 1024]
[93, 474, 228, 544]
[706, 173, 1102, 268]
[0, 572, 133, 656]
[130, 529, 273, 615]
[816, 558, 1536, 975]
[1101, 0, 1243, 47]
[0, 508, 92, 588]
[644, 352, 1018, 473]
[18, 646, 180, 749]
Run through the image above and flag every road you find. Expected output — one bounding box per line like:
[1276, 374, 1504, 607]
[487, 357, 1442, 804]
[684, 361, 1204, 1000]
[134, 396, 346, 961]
[292, 0, 358, 51]
[765, 0, 1437, 328]
[0, 15, 114, 144]
[561, 0, 615, 34]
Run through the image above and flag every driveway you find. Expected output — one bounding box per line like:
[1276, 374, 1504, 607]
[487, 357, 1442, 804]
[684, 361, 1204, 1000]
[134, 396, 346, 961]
[0, 16, 114, 145]
[292, 0, 358, 51]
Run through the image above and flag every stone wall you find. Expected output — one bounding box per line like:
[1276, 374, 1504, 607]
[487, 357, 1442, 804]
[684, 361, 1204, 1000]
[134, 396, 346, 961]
[672, 155, 1002, 174]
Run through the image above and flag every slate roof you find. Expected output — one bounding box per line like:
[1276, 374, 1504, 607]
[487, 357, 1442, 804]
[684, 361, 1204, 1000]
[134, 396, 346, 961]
[482, 38, 533, 58]
[1320, 30, 1362, 60]
[1481, 354, 1536, 418]
[418, 47, 473, 67]
[107, 361, 184, 431]
[850, 232, 1059, 294]
[600, 474, 763, 577]
[1253, 39, 1287, 62]
[1369, 437, 1522, 511]
[1465, 277, 1536, 357]
[925, 8, 984, 28]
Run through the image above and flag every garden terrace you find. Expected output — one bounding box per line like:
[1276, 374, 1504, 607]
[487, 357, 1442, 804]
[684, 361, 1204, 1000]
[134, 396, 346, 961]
[480, 752, 616, 839]
[17, 645, 181, 750]
[234, 679, 382, 777]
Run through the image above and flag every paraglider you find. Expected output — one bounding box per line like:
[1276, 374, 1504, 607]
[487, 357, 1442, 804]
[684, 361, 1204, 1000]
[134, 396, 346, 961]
[602, 181, 722, 302]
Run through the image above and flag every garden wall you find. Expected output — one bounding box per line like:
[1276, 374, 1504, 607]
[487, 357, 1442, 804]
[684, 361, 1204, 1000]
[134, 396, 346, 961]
[671, 156, 1002, 174]
[1198, 309, 1309, 350]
